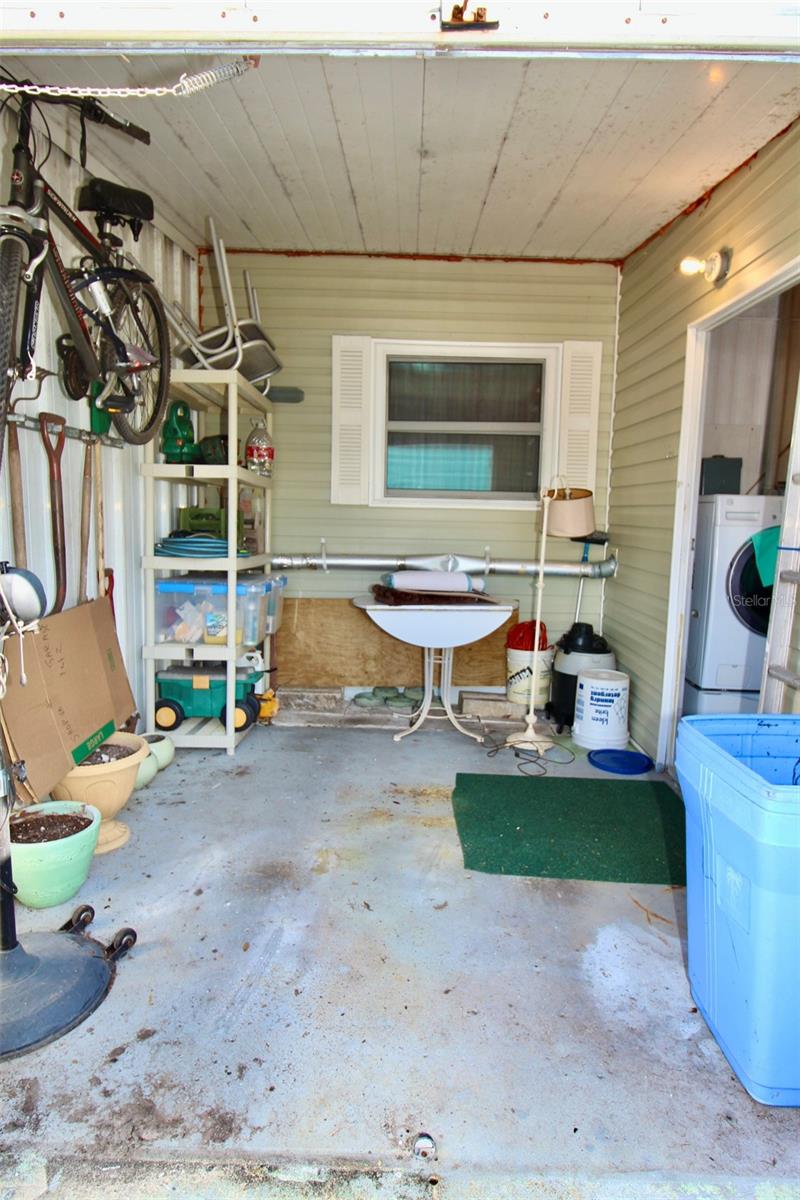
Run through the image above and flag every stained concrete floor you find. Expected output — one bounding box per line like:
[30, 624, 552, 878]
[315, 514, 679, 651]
[2, 723, 799, 1200]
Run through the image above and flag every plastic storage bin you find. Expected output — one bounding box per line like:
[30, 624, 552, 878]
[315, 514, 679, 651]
[675, 714, 800, 1106]
[155, 578, 267, 647]
[264, 573, 287, 634]
[236, 572, 287, 634]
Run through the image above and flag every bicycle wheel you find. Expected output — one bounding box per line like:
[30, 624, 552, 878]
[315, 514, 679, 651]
[0, 238, 24, 473]
[102, 275, 170, 445]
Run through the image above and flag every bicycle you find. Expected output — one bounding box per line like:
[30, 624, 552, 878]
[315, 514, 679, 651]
[0, 82, 171, 461]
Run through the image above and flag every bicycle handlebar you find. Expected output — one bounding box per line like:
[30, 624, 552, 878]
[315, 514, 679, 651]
[0, 78, 150, 147]
[81, 99, 150, 147]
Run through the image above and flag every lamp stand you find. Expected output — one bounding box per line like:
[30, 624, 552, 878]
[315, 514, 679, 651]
[506, 492, 554, 754]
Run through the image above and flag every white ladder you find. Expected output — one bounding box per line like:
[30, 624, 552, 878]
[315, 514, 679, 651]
[759, 374, 800, 713]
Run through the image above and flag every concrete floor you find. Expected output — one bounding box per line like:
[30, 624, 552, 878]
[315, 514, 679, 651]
[1, 724, 799, 1200]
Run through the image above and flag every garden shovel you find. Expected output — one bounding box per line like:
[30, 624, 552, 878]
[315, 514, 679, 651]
[38, 412, 67, 614]
[78, 437, 94, 604]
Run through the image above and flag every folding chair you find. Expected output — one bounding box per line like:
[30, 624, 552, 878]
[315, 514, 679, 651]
[163, 218, 282, 393]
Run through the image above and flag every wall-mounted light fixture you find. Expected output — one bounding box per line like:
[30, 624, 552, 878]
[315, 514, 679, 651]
[679, 248, 732, 285]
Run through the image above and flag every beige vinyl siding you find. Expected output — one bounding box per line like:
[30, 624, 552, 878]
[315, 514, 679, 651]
[211, 255, 618, 640]
[607, 120, 800, 759]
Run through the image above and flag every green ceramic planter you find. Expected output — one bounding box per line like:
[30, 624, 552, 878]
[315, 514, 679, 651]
[142, 733, 175, 771]
[11, 801, 101, 909]
[134, 751, 159, 790]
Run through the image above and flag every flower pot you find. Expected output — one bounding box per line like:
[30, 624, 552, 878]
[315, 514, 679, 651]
[134, 751, 159, 790]
[51, 732, 149, 854]
[10, 801, 101, 909]
[142, 732, 175, 771]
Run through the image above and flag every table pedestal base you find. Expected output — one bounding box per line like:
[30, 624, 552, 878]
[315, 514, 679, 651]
[393, 646, 483, 743]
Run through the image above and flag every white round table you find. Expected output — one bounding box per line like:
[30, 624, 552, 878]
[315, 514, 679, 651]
[352, 594, 517, 742]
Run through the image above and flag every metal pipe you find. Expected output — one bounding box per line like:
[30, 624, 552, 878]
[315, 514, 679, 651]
[34, 47, 800, 66]
[269, 549, 618, 579]
[8, 412, 124, 449]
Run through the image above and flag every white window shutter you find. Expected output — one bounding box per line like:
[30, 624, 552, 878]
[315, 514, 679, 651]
[557, 340, 602, 494]
[331, 335, 371, 505]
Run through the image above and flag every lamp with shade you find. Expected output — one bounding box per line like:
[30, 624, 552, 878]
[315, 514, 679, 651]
[506, 480, 596, 754]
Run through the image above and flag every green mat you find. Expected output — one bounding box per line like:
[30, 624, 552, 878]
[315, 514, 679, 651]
[451, 774, 685, 884]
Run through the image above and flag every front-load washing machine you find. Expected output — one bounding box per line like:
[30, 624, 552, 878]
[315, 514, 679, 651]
[683, 493, 785, 715]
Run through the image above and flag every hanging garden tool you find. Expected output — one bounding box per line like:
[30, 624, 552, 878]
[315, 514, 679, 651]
[78, 437, 94, 604]
[94, 438, 105, 596]
[7, 410, 26, 570]
[92, 437, 116, 618]
[38, 412, 67, 614]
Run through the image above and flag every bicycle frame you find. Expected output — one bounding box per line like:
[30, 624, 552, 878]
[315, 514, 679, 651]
[1, 96, 153, 393]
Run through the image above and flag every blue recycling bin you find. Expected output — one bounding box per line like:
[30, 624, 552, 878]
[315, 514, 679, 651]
[676, 715, 800, 1105]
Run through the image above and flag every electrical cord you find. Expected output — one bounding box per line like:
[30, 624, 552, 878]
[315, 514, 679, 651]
[483, 726, 576, 776]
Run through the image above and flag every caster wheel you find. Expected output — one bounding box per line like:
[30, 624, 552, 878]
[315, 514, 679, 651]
[105, 927, 137, 962]
[112, 927, 137, 952]
[59, 904, 95, 934]
[155, 699, 184, 731]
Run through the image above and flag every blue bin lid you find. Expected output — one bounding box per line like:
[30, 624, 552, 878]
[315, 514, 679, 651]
[207, 582, 247, 595]
[155, 579, 247, 595]
[155, 580, 195, 594]
[588, 748, 654, 775]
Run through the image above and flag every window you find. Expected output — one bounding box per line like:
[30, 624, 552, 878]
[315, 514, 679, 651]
[385, 357, 545, 500]
[331, 336, 601, 510]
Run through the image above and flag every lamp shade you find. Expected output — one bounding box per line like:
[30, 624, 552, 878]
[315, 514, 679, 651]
[543, 485, 595, 539]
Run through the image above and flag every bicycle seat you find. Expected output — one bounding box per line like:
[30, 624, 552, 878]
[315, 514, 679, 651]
[77, 177, 154, 222]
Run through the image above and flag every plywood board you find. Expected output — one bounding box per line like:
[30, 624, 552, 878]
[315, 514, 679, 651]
[275, 598, 513, 688]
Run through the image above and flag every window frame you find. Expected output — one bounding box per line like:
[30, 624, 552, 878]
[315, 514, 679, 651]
[369, 339, 562, 511]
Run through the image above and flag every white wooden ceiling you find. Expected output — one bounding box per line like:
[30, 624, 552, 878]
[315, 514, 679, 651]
[3, 53, 799, 260]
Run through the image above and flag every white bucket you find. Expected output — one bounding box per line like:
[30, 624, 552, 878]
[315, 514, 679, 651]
[506, 647, 554, 707]
[572, 669, 630, 749]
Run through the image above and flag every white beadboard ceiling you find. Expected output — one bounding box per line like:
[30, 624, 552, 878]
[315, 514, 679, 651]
[2, 52, 799, 260]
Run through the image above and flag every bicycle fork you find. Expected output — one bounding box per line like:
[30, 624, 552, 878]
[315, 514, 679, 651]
[0, 196, 51, 392]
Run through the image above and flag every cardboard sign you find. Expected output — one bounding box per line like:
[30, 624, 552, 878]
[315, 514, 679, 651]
[1, 597, 136, 800]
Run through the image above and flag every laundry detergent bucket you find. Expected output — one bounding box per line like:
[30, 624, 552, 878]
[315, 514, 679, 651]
[506, 647, 554, 707]
[573, 669, 629, 749]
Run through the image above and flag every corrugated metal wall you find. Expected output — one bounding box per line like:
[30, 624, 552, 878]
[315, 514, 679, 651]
[213, 253, 619, 639]
[606, 121, 800, 758]
[0, 110, 197, 712]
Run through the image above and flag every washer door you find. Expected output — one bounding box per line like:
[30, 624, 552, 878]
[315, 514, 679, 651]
[727, 538, 773, 636]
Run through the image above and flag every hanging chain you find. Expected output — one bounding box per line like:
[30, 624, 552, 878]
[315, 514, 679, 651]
[0, 57, 255, 100]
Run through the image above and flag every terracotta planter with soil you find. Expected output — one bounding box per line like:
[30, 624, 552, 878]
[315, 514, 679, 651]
[50, 732, 149, 854]
[10, 800, 101, 908]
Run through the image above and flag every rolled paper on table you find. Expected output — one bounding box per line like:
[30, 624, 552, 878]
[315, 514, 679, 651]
[381, 571, 485, 593]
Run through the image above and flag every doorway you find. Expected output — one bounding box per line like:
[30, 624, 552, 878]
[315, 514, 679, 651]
[657, 257, 800, 768]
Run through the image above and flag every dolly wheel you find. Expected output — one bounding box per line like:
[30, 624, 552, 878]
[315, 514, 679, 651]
[155, 699, 184, 731]
[220, 702, 253, 732]
[105, 927, 137, 962]
[244, 693, 260, 722]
